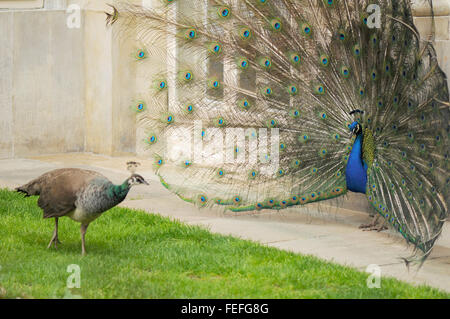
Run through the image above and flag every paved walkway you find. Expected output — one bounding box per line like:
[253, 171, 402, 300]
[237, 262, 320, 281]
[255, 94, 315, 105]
[0, 153, 449, 292]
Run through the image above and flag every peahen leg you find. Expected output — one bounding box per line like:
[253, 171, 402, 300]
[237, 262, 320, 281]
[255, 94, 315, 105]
[80, 223, 89, 256]
[47, 217, 60, 249]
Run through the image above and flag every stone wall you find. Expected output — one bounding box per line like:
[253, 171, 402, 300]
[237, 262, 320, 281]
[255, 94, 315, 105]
[0, 0, 138, 159]
[0, 1, 44, 9]
[413, 0, 450, 87]
[0, 7, 84, 158]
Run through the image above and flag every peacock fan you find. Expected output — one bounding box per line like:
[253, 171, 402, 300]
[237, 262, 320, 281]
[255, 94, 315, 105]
[104, 0, 449, 264]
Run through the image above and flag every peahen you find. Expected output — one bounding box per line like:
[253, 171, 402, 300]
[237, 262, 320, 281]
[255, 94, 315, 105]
[106, 0, 449, 262]
[16, 168, 149, 255]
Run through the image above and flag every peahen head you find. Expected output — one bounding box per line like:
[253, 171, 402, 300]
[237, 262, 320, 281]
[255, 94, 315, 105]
[126, 174, 149, 187]
[110, 174, 149, 201]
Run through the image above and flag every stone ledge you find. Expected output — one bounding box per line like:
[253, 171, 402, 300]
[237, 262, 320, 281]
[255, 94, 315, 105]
[414, 16, 450, 40]
[0, 1, 44, 10]
[412, 0, 450, 17]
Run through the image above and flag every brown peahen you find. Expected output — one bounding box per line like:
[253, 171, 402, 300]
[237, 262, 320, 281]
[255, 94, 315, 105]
[106, 0, 449, 264]
[16, 168, 148, 255]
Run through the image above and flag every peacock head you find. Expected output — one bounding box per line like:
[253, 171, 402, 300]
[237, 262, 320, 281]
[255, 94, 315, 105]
[127, 174, 149, 187]
[349, 121, 363, 136]
[349, 109, 364, 136]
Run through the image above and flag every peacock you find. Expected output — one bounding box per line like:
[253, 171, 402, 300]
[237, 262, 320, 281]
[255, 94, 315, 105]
[106, 0, 449, 263]
[16, 167, 149, 255]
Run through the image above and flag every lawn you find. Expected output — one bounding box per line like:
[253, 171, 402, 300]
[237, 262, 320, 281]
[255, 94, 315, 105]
[0, 189, 448, 299]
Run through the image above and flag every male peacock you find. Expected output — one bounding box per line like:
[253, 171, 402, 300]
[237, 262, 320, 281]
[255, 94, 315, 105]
[16, 168, 149, 255]
[106, 0, 449, 262]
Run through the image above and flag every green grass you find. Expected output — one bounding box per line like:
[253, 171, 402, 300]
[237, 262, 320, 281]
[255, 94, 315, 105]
[0, 189, 448, 299]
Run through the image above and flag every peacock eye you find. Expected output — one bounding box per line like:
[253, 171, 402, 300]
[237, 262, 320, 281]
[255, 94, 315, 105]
[219, 7, 230, 18]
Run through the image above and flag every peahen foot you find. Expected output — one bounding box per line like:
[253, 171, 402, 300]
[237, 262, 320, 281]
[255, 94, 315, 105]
[47, 235, 60, 249]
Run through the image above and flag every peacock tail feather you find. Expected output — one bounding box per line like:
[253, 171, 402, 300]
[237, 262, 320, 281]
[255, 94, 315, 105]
[108, 0, 449, 261]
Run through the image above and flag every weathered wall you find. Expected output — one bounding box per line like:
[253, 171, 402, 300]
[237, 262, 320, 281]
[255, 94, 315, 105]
[82, 0, 137, 156]
[0, 12, 13, 158]
[413, 0, 450, 88]
[0, 0, 44, 9]
[0, 0, 138, 159]
[83, 7, 113, 155]
[0, 8, 85, 158]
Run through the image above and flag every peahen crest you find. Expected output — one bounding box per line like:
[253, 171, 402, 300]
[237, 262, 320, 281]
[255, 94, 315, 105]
[108, 0, 449, 262]
[127, 161, 141, 174]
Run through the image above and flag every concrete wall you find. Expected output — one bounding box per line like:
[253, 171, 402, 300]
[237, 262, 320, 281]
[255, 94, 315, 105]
[0, 0, 138, 159]
[0, 8, 85, 158]
[83, 7, 113, 155]
[0, 1, 44, 9]
[83, 0, 138, 156]
[0, 12, 13, 158]
[413, 0, 450, 86]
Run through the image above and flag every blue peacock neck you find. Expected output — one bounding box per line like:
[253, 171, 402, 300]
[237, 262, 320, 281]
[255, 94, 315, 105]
[346, 132, 368, 194]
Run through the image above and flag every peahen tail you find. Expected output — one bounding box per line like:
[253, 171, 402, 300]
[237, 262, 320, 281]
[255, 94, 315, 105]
[107, 0, 449, 262]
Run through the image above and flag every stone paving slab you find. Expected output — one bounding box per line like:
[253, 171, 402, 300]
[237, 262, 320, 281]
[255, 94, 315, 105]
[0, 154, 449, 292]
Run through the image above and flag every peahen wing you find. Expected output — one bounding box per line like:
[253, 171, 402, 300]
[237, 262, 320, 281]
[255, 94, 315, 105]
[357, 1, 449, 259]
